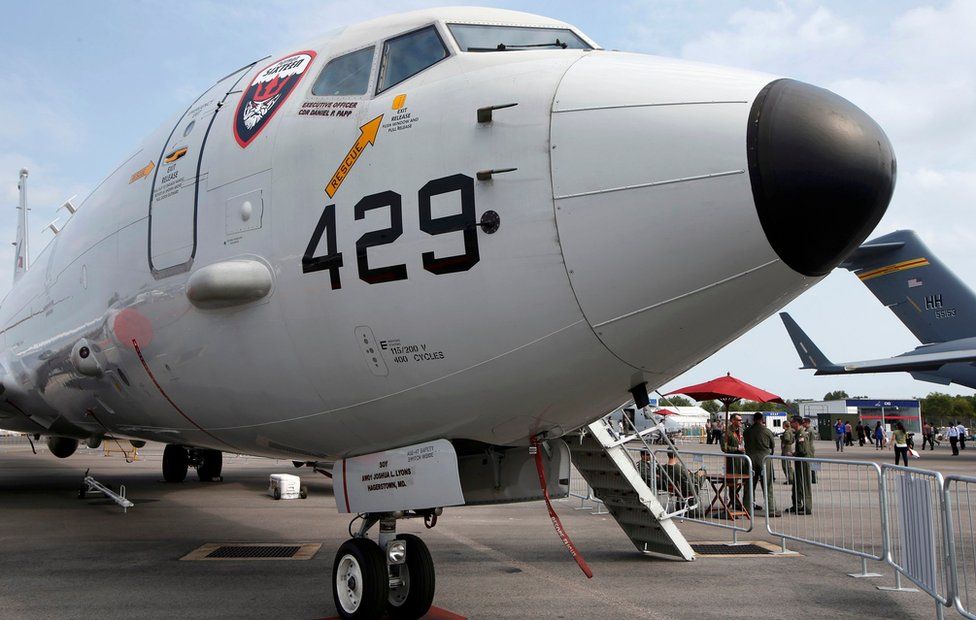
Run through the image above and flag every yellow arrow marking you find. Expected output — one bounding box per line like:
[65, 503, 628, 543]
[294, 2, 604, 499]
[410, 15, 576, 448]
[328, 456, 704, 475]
[326, 114, 383, 199]
[129, 160, 155, 184]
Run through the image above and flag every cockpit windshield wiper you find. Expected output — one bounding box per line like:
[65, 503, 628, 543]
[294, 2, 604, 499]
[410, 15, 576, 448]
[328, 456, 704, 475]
[468, 39, 569, 52]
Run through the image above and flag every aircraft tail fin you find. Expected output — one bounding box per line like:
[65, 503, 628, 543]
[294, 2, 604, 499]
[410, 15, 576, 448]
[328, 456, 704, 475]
[840, 229, 976, 343]
[13, 168, 29, 283]
[779, 312, 835, 370]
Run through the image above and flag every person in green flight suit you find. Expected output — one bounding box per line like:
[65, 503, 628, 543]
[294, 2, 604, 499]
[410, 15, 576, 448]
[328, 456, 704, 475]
[722, 413, 750, 513]
[744, 412, 780, 516]
[789, 417, 814, 514]
[802, 416, 818, 485]
[802, 417, 817, 457]
[637, 450, 654, 488]
[780, 421, 795, 485]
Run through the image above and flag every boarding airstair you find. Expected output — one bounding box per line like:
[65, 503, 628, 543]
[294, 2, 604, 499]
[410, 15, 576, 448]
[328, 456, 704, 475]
[568, 418, 695, 560]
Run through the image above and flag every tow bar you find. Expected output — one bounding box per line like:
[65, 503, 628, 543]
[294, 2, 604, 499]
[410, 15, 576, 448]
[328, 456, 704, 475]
[78, 469, 134, 513]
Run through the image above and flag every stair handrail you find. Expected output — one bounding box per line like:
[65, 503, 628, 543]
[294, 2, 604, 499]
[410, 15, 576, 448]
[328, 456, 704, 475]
[598, 412, 700, 518]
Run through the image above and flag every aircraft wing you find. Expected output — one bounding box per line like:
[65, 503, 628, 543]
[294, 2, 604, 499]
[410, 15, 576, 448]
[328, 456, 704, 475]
[779, 312, 976, 376]
[824, 348, 976, 374]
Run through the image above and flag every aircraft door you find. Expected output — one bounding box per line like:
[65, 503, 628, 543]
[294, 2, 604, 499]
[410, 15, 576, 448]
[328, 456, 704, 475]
[148, 64, 255, 278]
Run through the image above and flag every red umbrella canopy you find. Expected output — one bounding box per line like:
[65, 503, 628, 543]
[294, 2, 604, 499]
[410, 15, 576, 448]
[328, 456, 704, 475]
[666, 372, 784, 405]
[655, 408, 677, 416]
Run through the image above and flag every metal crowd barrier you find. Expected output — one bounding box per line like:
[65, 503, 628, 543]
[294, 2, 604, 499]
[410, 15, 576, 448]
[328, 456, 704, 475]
[564, 466, 607, 514]
[881, 465, 950, 614]
[567, 464, 591, 506]
[763, 456, 886, 571]
[624, 447, 698, 519]
[944, 475, 976, 618]
[654, 449, 753, 539]
[565, 439, 976, 616]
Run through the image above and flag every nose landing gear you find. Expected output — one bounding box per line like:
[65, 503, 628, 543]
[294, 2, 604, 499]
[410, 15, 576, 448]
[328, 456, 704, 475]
[332, 510, 439, 619]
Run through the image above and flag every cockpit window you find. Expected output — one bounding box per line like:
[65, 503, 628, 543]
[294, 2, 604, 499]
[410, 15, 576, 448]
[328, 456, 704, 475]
[312, 46, 375, 96]
[377, 25, 448, 93]
[448, 24, 591, 52]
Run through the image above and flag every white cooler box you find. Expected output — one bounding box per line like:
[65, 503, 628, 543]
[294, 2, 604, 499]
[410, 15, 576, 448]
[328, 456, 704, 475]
[269, 474, 308, 500]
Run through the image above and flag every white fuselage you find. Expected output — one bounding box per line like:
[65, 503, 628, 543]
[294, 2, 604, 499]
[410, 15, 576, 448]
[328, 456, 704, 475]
[0, 9, 822, 461]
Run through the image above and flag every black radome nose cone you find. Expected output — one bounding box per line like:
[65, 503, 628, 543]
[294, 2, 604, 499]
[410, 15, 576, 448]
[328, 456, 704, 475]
[747, 79, 896, 277]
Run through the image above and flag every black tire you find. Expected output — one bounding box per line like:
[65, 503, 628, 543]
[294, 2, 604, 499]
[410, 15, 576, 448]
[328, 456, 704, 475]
[300, 487, 308, 499]
[196, 449, 223, 482]
[387, 534, 435, 619]
[162, 445, 188, 483]
[273, 487, 281, 500]
[333, 538, 388, 619]
[78, 486, 86, 499]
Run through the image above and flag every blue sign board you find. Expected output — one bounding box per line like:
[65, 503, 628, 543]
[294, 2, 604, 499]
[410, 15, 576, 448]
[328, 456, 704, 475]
[846, 399, 919, 408]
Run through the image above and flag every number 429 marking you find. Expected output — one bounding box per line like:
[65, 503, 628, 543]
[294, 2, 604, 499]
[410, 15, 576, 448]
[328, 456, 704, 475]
[302, 173, 480, 289]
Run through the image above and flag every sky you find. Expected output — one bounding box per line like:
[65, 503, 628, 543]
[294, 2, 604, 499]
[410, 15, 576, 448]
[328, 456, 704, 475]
[0, 1, 973, 402]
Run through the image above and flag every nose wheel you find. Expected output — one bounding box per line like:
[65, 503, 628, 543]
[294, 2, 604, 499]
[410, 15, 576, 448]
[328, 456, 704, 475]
[333, 538, 388, 619]
[331, 513, 437, 619]
[387, 533, 435, 618]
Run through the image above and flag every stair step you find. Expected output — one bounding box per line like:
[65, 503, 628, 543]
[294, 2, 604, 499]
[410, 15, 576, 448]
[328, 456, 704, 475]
[575, 465, 630, 477]
[566, 422, 694, 561]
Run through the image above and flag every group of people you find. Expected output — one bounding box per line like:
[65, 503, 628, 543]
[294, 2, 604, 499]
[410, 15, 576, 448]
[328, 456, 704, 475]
[832, 419, 970, 460]
[944, 422, 969, 455]
[644, 414, 973, 522]
[832, 420, 908, 452]
[721, 413, 817, 517]
[705, 420, 725, 445]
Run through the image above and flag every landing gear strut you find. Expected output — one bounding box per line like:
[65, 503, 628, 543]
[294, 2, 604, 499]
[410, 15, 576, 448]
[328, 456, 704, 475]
[161, 445, 222, 483]
[333, 510, 439, 619]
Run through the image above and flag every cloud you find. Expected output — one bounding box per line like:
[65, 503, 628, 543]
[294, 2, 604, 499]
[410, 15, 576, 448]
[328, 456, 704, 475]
[679, 4, 864, 75]
[175, 0, 450, 50]
[0, 70, 86, 154]
[275, 0, 448, 44]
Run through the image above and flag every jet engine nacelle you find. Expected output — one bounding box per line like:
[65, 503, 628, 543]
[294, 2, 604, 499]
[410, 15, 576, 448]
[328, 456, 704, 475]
[47, 436, 79, 458]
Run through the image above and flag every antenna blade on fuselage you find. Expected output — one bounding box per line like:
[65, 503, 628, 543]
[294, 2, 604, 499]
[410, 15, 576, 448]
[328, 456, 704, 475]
[13, 168, 29, 282]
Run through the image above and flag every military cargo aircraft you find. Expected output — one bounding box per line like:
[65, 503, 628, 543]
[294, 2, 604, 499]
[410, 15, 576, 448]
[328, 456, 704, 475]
[1, 7, 894, 618]
[782, 230, 976, 390]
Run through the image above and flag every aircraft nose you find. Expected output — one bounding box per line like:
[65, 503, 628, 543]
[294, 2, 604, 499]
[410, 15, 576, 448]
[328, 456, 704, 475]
[748, 79, 896, 277]
[550, 53, 895, 374]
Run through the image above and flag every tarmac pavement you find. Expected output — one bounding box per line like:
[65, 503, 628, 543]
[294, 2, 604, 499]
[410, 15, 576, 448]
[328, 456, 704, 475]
[0, 437, 970, 619]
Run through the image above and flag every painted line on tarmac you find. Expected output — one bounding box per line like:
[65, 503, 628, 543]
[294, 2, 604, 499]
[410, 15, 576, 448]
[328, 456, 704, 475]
[434, 527, 662, 620]
[319, 605, 463, 620]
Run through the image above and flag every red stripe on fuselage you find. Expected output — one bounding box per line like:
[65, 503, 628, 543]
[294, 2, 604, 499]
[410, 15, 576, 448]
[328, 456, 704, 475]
[341, 459, 351, 513]
[132, 339, 239, 452]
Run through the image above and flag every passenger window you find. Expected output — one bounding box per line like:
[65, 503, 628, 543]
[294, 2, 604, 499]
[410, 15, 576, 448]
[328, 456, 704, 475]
[312, 46, 375, 96]
[377, 26, 448, 93]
